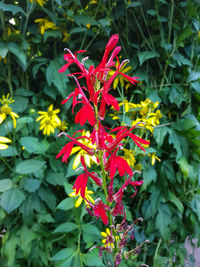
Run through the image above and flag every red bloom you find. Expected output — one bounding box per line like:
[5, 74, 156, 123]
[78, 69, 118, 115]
[106, 154, 133, 179]
[56, 132, 95, 163]
[73, 173, 88, 198]
[93, 200, 109, 225]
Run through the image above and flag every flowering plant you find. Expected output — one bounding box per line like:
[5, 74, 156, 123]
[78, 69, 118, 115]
[57, 34, 150, 266]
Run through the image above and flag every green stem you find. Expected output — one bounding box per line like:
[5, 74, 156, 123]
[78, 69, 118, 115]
[154, 238, 162, 260]
[0, 157, 12, 171]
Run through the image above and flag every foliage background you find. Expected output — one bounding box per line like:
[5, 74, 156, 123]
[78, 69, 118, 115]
[0, 0, 200, 266]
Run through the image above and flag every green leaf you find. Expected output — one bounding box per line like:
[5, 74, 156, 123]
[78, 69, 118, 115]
[187, 70, 200, 82]
[169, 86, 184, 107]
[74, 15, 98, 26]
[142, 165, 157, 190]
[24, 178, 41, 192]
[137, 51, 159, 66]
[81, 224, 100, 235]
[46, 60, 68, 98]
[10, 96, 29, 113]
[82, 251, 104, 266]
[178, 156, 189, 178]
[16, 159, 45, 174]
[153, 126, 169, 148]
[51, 248, 76, 261]
[190, 195, 200, 221]
[0, 188, 25, 214]
[46, 171, 65, 185]
[168, 191, 184, 214]
[53, 222, 77, 233]
[172, 52, 191, 66]
[43, 30, 62, 42]
[8, 42, 27, 71]
[0, 2, 25, 15]
[156, 204, 172, 240]
[0, 42, 8, 58]
[20, 137, 49, 154]
[66, 157, 83, 178]
[70, 27, 87, 34]
[57, 198, 75, 210]
[177, 25, 193, 45]
[38, 187, 56, 210]
[0, 146, 18, 157]
[0, 179, 13, 192]
[168, 129, 182, 160]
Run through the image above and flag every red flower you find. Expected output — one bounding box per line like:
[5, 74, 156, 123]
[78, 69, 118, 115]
[106, 154, 133, 179]
[93, 200, 109, 225]
[73, 173, 88, 198]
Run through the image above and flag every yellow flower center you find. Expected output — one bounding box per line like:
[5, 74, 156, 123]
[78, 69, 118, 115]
[1, 105, 12, 114]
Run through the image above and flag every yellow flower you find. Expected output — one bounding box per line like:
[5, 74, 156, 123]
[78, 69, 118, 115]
[57, 120, 68, 131]
[101, 228, 119, 248]
[0, 94, 19, 128]
[148, 153, 161, 165]
[34, 18, 56, 34]
[0, 136, 11, 150]
[123, 149, 136, 167]
[149, 110, 162, 125]
[70, 130, 98, 169]
[69, 187, 94, 208]
[86, 24, 91, 29]
[62, 31, 70, 42]
[108, 61, 132, 89]
[29, 0, 47, 6]
[36, 104, 61, 135]
[119, 100, 138, 113]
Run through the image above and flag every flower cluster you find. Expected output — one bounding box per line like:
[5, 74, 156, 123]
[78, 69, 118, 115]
[57, 34, 150, 265]
[0, 94, 19, 128]
[36, 104, 67, 135]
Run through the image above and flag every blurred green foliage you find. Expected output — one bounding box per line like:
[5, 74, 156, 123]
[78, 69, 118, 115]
[0, 0, 200, 266]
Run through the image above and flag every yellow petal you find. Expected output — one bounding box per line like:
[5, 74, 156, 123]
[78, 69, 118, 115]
[73, 153, 81, 169]
[75, 196, 83, 208]
[0, 136, 11, 143]
[101, 232, 107, 237]
[0, 144, 8, 150]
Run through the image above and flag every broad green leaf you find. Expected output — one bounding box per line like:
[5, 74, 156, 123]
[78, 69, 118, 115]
[74, 15, 98, 26]
[168, 191, 184, 214]
[61, 255, 76, 267]
[10, 96, 29, 113]
[0, 179, 13, 192]
[169, 86, 184, 107]
[70, 27, 87, 34]
[168, 130, 182, 160]
[37, 213, 55, 223]
[178, 156, 189, 178]
[156, 204, 172, 240]
[38, 187, 56, 210]
[190, 195, 200, 221]
[153, 126, 169, 148]
[0, 146, 18, 157]
[57, 198, 75, 210]
[142, 165, 157, 190]
[8, 42, 27, 71]
[66, 157, 83, 178]
[172, 52, 191, 66]
[43, 30, 62, 42]
[46, 171, 66, 186]
[81, 224, 100, 235]
[187, 70, 200, 82]
[3, 235, 18, 267]
[16, 159, 45, 174]
[82, 251, 104, 266]
[177, 25, 193, 45]
[24, 178, 41, 192]
[53, 222, 77, 233]
[137, 51, 159, 66]
[46, 60, 68, 98]
[0, 188, 25, 214]
[51, 248, 76, 261]
[20, 137, 49, 154]
[0, 42, 8, 58]
[0, 2, 25, 15]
